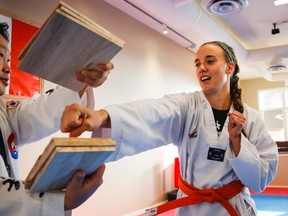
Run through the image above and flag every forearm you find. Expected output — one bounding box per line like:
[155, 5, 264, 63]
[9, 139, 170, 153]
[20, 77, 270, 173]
[10, 87, 80, 145]
[227, 134, 278, 192]
[99, 97, 186, 162]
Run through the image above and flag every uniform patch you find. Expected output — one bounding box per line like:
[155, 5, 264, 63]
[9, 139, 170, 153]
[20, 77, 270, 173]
[7, 133, 18, 159]
[207, 147, 225, 162]
[6, 101, 20, 110]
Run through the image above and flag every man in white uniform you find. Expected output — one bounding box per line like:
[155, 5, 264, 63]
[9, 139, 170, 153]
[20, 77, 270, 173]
[61, 41, 278, 216]
[0, 22, 113, 215]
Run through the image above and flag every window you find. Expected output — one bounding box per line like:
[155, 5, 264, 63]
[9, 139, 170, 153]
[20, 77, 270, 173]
[258, 88, 288, 153]
[258, 88, 288, 141]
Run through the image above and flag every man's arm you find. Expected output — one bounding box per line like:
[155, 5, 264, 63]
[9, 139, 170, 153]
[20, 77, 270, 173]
[6, 62, 114, 145]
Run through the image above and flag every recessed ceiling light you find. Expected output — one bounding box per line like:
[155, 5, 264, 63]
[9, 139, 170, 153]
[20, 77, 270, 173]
[267, 64, 287, 73]
[202, 0, 249, 16]
[274, 0, 288, 6]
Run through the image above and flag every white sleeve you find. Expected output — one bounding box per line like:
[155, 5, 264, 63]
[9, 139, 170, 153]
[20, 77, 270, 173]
[0, 176, 66, 216]
[94, 94, 189, 162]
[8, 86, 95, 146]
[226, 107, 278, 192]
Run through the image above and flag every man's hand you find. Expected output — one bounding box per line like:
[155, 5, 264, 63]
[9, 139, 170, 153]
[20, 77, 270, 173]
[76, 62, 114, 88]
[77, 62, 114, 97]
[64, 164, 106, 210]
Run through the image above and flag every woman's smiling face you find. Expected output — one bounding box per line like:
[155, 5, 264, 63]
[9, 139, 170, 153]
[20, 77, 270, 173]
[194, 43, 234, 96]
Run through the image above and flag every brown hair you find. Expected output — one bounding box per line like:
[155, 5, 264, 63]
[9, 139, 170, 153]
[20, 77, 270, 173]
[0, 22, 9, 43]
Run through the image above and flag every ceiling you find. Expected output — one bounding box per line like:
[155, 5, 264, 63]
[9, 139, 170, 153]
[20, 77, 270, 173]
[0, 0, 288, 81]
[104, 0, 288, 81]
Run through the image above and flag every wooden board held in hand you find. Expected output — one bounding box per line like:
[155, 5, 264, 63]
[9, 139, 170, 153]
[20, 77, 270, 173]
[25, 137, 115, 193]
[18, 1, 124, 92]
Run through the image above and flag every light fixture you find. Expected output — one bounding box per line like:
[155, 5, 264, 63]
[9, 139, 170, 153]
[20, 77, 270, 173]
[271, 23, 280, 35]
[162, 24, 168, 34]
[267, 64, 287, 73]
[123, 0, 197, 51]
[202, 0, 249, 16]
[271, 20, 288, 35]
[274, 0, 288, 6]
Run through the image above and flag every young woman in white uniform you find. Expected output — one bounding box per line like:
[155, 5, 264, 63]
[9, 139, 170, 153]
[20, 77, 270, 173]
[61, 41, 278, 216]
[0, 22, 112, 216]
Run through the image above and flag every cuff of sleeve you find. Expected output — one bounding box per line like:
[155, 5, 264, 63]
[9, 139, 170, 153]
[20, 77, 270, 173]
[93, 106, 122, 162]
[226, 133, 249, 160]
[105, 106, 122, 145]
[42, 191, 65, 216]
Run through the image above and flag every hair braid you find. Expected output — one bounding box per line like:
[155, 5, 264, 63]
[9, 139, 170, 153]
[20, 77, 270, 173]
[224, 43, 247, 137]
[230, 66, 247, 137]
[230, 66, 244, 113]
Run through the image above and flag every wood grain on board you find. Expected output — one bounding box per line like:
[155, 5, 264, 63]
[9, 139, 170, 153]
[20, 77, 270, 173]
[18, 1, 124, 92]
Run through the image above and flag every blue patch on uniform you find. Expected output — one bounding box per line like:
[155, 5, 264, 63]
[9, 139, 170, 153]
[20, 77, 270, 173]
[207, 147, 225, 162]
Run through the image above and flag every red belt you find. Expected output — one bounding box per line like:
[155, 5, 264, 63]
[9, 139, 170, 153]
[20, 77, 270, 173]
[145, 176, 244, 216]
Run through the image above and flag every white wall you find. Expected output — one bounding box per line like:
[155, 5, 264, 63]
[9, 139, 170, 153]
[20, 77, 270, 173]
[18, 1, 200, 215]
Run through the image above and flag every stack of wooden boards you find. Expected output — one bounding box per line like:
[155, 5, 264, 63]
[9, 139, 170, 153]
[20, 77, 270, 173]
[25, 137, 116, 193]
[20, 1, 122, 192]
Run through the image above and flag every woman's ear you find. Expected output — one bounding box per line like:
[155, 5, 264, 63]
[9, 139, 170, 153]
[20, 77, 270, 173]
[226, 62, 235, 75]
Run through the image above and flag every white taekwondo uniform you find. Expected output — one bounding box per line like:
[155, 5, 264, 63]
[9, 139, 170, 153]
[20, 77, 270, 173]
[96, 90, 278, 216]
[0, 86, 94, 216]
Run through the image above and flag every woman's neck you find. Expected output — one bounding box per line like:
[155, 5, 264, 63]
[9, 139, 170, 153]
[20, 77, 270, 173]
[204, 91, 232, 110]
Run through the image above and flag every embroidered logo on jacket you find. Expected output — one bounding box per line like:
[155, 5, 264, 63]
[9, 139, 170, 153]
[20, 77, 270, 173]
[207, 147, 226, 162]
[188, 130, 198, 139]
[7, 133, 18, 159]
[6, 101, 20, 110]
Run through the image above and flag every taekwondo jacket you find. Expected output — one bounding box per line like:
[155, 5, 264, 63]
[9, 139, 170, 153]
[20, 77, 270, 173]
[0, 86, 94, 216]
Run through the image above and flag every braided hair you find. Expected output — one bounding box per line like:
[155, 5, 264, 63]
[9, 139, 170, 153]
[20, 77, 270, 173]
[0, 22, 10, 43]
[201, 41, 247, 136]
